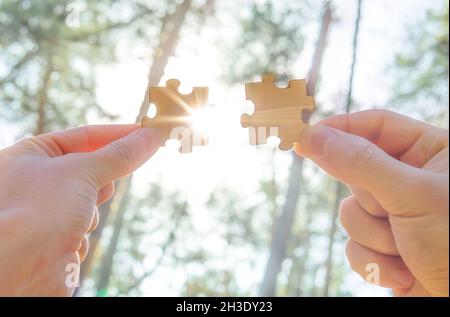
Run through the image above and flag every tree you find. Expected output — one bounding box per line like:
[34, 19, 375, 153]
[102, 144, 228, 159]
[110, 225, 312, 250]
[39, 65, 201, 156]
[71, 0, 197, 290]
[102, 184, 191, 296]
[94, 0, 194, 296]
[279, 169, 331, 296]
[218, 0, 315, 297]
[77, 0, 217, 296]
[0, 0, 154, 135]
[322, 0, 362, 297]
[392, 1, 449, 126]
[259, 2, 333, 296]
[221, 1, 307, 83]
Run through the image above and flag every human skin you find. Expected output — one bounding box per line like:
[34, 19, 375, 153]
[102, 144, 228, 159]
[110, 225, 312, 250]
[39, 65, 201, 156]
[0, 110, 447, 297]
[0, 124, 162, 296]
[295, 109, 449, 297]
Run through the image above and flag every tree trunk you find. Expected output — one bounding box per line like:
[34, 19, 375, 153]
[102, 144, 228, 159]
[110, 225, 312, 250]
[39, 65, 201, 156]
[136, 0, 194, 121]
[34, 59, 53, 135]
[78, 3, 195, 289]
[77, 0, 217, 295]
[259, 2, 333, 297]
[322, 181, 345, 296]
[260, 157, 304, 296]
[92, 0, 195, 296]
[75, 3, 193, 295]
[322, 0, 363, 297]
[95, 179, 131, 296]
[293, 210, 314, 296]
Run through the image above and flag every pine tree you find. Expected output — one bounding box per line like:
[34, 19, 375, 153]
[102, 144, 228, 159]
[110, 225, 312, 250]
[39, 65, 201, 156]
[0, 0, 154, 134]
[392, 1, 449, 126]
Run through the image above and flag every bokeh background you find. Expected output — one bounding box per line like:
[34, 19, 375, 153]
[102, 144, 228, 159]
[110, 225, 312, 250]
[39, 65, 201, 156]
[0, 0, 448, 296]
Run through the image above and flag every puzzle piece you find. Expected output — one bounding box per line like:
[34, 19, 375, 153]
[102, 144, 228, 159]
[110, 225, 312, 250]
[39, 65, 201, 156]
[241, 74, 315, 151]
[141, 79, 208, 153]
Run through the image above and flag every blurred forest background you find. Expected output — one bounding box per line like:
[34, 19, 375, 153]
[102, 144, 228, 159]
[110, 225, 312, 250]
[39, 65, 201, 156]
[0, 0, 448, 296]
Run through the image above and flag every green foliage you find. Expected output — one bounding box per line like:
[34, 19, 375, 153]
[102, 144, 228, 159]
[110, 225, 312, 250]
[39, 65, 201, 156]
[179, 184, 272, 296]
[0, 0, 156, 133]
[392, 2, 449, 123]
[182, 269, 244, 296]
[221, 0, 309, 83]
[84, 182, 193, 296]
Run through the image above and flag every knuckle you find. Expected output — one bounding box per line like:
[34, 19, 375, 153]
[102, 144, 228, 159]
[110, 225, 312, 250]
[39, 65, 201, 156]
[64, 230, 85, 253]
[81, 235, 89, 251]
[68, 202, 96, 237]
[18, 135, 60, 155]
[362, 108, 392, 119]
[109, 141, 134, 169]
[89, 207, 99, 232]
[339, 196, 354, 229]
[79, 236, 89, 262]
[364, 197, 384, 215]
[388, 171, 439, 215]
[370, 109, 391, 116]
[351, 141, 376, 168]
[16, 137, 39, 150]
[345, 239, 357, 268]
[84, 170, 101, 191]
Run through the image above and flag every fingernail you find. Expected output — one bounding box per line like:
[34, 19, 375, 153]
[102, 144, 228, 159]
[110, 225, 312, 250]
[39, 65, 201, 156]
[308, 124, 338, 156]
[393, 268, 415, 288]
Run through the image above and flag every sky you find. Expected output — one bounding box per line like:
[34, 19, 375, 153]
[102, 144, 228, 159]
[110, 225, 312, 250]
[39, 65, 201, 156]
[0, 0, 443, 296]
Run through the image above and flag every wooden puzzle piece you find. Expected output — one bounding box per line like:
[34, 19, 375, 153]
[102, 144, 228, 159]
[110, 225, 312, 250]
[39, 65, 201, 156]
[241, 74, 315, 151]
[141, 79, 209, 153]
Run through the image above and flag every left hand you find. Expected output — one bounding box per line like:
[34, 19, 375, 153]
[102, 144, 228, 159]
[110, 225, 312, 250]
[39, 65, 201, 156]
[0, 124, 161, 296]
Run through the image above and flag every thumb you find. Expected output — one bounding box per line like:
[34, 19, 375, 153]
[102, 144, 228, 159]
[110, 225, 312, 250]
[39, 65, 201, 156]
[78, 128, 162, 188]
[296, 124, 430, 214]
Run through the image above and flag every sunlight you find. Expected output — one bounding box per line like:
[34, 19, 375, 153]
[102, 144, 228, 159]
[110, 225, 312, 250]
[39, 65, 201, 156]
[190, 106, 215, 137]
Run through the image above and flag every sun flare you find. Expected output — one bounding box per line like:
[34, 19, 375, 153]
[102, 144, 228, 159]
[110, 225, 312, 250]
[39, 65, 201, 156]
[190, 106, 215, 136]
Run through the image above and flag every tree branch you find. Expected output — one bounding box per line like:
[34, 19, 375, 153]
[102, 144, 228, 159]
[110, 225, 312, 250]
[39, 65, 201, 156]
[119, 202, 187, 295]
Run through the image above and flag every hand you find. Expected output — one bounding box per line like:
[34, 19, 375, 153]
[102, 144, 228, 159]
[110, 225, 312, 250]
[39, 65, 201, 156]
[296, 110, 449, 297]
[0, 125, 161, 296]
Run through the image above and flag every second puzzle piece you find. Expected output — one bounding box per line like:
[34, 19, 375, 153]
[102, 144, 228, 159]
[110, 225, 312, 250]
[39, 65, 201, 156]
[241, 74, 315, 151]
[141, 79, 209, 154]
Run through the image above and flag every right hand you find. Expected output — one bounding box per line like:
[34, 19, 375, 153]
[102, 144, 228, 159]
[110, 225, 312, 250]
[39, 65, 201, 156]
[295, 110, 449, 296]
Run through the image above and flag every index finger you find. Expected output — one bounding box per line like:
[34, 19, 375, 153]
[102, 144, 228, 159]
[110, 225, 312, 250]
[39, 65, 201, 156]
[321, 109, 448, 167]
[45, 124, 141, 154]
[316, 109, 448, 167]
